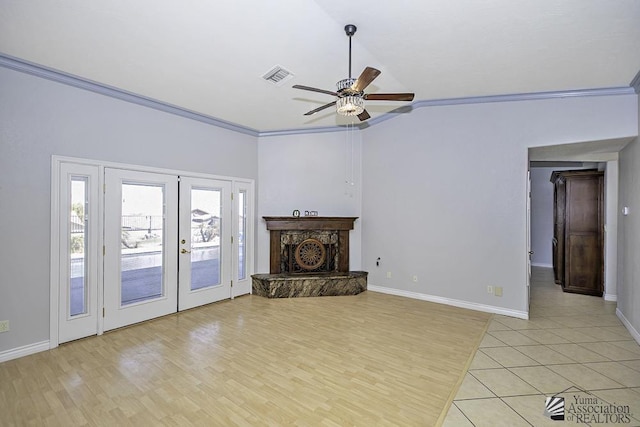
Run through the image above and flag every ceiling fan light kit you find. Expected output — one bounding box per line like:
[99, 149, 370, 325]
[336, 96, 365, 116]
[293, 24, 415, 121]
[336, 78, 364, 115]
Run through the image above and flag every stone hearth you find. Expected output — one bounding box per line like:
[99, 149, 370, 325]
[252, 271, 367, 298]
[252, 216, 367, 298]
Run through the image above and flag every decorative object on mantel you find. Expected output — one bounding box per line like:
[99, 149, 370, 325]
[292, 209, 300, 217]
[252, 216, 367, 298]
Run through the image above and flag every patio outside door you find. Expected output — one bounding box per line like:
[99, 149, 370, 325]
[53, 158, 252, 345]
[103, 169, 179, 331]
[178, 177, 232, 311]
[103, 170, 233, 331]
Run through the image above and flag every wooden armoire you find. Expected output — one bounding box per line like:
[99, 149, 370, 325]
[550, 169, 604, 296]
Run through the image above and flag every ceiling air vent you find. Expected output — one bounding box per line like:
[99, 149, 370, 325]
[261, 65, 294, 86]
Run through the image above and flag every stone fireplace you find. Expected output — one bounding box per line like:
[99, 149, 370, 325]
[252, 216, 367, 298]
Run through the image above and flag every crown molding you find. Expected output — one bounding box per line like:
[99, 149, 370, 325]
[631, 69, 640, 94]
[363, 86, 637, 129]
[258, 125, 355, 137]
[266, 85, 637, 135]
[1, 53, 637, 138]
[0, 53, 260, 137]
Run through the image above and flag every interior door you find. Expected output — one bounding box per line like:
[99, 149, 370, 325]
[103, 169, 178, 331]
[178, 177, 232, 310]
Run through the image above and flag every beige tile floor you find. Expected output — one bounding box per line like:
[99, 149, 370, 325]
[443, 267, 640, 427]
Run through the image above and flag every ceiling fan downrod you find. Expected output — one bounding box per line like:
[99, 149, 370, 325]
[345, 24, 357, 79]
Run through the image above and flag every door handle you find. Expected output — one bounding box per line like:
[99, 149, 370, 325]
[528, 251, 534, 255]
[181, 248, 191, 254]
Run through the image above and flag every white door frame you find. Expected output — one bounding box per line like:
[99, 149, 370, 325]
[50, 156, 254, 348]
[526, 169, 531, 313]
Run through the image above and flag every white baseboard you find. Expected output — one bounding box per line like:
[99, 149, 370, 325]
[616, 308, 640, 345]
[531, 262, 553, 268]
[367, 285, 529, 320]
[604, 293, 618, 302]
[0, 340, 50, 363]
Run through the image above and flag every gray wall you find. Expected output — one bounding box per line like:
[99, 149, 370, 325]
[257, 131, 363, 273]
[0, 67, 258, 353]
[617, 95, 640, 340]
[1, 62, 639, 356]
[361, 96, 637, 317]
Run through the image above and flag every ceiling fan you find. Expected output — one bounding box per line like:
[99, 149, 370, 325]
[293, 24, 415, 121]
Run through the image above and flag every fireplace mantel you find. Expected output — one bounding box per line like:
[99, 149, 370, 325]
[263, 216, 358, 231]
[263, 216, 358, 274]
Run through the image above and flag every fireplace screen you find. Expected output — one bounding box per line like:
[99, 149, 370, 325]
[281, 231, 338, 273]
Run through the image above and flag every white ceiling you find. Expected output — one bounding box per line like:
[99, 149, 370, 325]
[1, 0, 639, 133]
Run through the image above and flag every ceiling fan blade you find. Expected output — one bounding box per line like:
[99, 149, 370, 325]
[351, 67, 381, 92]
[303, 101, 337, 116]
[357, 110, 371, 121]
[293, 85, 338, 97]
[365, 93, 415, 101]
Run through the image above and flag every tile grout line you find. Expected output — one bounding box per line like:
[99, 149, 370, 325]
[445, 268, 640, 426]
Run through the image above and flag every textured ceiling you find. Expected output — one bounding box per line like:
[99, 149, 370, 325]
[1, 0, 639, 133]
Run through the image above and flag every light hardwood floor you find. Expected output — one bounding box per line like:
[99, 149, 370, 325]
[0, 291, 490, 426]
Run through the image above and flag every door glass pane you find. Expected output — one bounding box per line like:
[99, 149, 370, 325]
[238, 190, 247, 280]
[190, 188, 221, 290]
[69, 177, 88, 316]
[121, 183, 164, 305]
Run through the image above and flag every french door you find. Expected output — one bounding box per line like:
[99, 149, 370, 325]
[103, 169, 233, 331]
[53, 158, 252, 344]
[178, 177, 232, 311]
[103, 169, 180, 331]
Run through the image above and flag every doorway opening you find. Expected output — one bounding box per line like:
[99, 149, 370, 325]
[528, 146, 623, 309]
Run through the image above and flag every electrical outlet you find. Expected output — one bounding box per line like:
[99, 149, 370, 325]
[487, 285, 493, 294]
[494, 287, 503, 297]
[412, 275, 418, 282]
[386, 271, 392, 279]
[0, 320, 9, 333]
